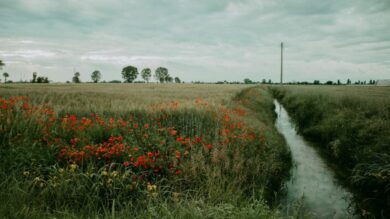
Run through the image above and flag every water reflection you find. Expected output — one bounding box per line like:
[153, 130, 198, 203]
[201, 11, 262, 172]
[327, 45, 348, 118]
[274, 100, 355, 219]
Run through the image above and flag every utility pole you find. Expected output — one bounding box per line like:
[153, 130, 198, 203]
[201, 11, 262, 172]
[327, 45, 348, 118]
[280, 42, 283, 85]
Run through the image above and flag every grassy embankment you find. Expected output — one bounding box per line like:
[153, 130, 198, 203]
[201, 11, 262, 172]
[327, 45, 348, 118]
[271, 85, 390, 218]
[0, 84, 290, 219]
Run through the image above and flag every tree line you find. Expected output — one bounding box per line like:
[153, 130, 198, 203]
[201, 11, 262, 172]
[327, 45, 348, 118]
[0, 59, 381, 85]
[70, 65, 181, 84]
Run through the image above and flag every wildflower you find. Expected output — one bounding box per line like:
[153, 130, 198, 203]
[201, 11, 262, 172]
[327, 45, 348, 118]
[1, 103, 7, 110]
[111, 171, 119, 177]
[151, 192, 158, 198]
[207, 144, 213, 150]
[69, 164, 78, 172]
[70, 115, 77, 121]
[172, 192, 180, 198]
[101, 170, 108, 176]
[123, 161, 130, 167]
[175, 150, 181, 159]
[144, 123, 150, 129]
[175, 170, 182, 175]
[23, 171, 30, 176]
[147, 183, 157, 191]
[147, 151, 153, 158]
[23, 103, 29, 110]
[170, 130, 177, 136]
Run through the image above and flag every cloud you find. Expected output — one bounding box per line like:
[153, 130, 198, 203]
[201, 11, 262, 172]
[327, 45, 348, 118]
[0, 0, 389, 82]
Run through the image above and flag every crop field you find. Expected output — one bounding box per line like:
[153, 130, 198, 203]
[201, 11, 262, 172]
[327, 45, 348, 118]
[271, 85, 390, 217]
[0, 84, 291, 219]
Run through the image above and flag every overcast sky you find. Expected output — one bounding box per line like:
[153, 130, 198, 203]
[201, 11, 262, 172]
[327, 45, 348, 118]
[1, 0, 389, 83]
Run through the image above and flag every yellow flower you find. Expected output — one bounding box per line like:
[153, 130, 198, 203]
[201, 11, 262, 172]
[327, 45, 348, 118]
[101, 170, 108, 176]
[147, 183, 153, 191]
[23, 171, 30, 176]
[58, 168, 64, 173]
[172, 192, 180, 198]
[147, 183, 157, 191]
[151, 192, 158, 198]
[69, 164, 77, 172]
[111, 171, 119, 178]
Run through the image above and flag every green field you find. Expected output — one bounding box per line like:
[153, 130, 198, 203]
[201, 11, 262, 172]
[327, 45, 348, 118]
[0, 84, 291, 219]
[271, 85, 390, 217]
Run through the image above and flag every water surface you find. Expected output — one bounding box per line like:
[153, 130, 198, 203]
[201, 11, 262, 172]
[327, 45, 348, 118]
[274, 100, 354, 218]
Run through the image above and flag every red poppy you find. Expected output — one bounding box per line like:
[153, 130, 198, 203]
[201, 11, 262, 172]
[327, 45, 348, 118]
[175, 150, 181, 159]
[123, 161, 130, 167]
[170, 130, 177, 136]
[175, 170, 182, 175]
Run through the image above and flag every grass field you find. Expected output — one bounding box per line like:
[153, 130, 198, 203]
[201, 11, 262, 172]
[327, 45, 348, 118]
[271, 85, 390, 218]
[0, 84, 291, 219]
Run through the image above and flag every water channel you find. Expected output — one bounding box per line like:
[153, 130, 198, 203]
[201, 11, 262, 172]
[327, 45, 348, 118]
[274, 100, 355, 218]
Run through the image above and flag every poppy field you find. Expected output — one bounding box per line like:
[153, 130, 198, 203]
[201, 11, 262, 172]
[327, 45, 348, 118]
[0, 84, 291, 218]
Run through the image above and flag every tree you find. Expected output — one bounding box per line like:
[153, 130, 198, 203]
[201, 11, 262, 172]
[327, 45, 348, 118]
[72, 72, 81, 83]
[244, 78, 253, 84]
[91, 70, 101, 83]
[141, 68, 152, 83]
[32, 72, 37, 83]
[165, 75, 173, 83]
[346, 79, 351, 85]
[154, 67, 169, 83]
[3, 72, 9, 83]
[174, 77, 181, 83]
[121, 66, 138, 83]
[337, 80, 341, 85]
[0, 60, 5, 70]
[313, 80, 320, 85]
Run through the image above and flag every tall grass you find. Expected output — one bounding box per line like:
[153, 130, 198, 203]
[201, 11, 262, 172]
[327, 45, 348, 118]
[271, 85, 390, 218]
[0, 84, 290, 218]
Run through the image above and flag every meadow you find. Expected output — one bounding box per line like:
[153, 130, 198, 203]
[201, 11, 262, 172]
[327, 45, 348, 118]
[0, 84, 291, 219]
[271, 85, 390, 218]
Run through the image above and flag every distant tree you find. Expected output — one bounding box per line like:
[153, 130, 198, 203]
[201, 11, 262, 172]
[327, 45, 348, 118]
[121, 65, 138, 83]
[154, 67, 169, 83]
[32, 72, 37, 83]
[346, 79, 351, 85]
[3, 72, 9, 83]
[43, 77, 49, 83]
[261, 79, 266, 84]
[91, 70, 101, 83]
[109, 80, 122, 83]
[36, 76, 48, 83]
[268, 79, 272, 84]
[313, 80, 320, 85]
[174, 77, 181, 83]
[325, 81, 333, 85]
[72, 72, 81, 83]
[337, 80, 341, 85]
[243, 78, 253, 84]
[165, 75, 173, 83]
[141, 68, 152, 83]
[0, 60, 4, 70]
